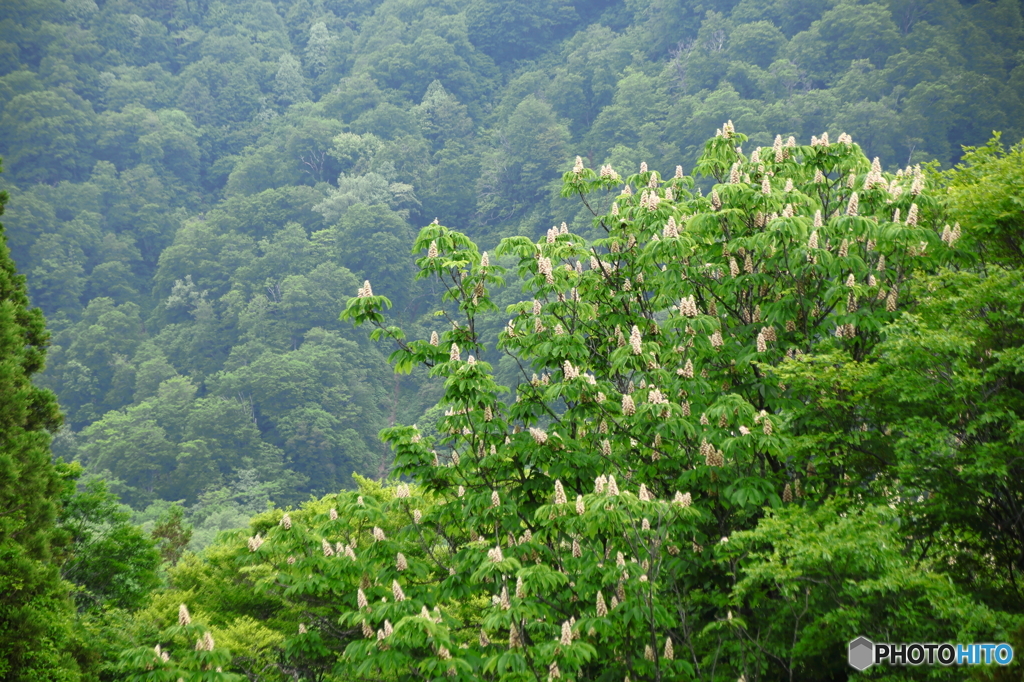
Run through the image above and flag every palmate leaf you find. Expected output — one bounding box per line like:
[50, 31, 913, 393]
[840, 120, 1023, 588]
[118, 612, 245, 682]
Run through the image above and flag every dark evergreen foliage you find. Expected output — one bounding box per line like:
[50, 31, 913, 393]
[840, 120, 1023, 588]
[0, 158, 82, 680]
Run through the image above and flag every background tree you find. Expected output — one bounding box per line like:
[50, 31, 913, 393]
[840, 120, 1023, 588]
[465, 0, 578, 64]
[56, 470, 161, 611]
[151, 503, 193, 566]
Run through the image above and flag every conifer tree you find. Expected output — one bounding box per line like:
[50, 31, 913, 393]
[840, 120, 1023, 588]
[0, 158, 81, 680]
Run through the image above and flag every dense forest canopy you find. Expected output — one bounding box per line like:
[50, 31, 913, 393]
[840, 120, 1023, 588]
[1, 0, 1022, 521]
[1, 0, 1023, 679]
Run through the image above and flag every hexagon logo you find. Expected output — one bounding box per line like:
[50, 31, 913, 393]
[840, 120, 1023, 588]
[849, 637, 875, 671]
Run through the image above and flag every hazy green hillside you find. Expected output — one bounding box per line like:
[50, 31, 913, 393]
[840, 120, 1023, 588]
[1, 0, 1022, 520]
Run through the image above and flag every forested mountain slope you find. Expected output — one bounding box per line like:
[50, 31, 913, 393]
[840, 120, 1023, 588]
[1, 0, 1021, 523]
